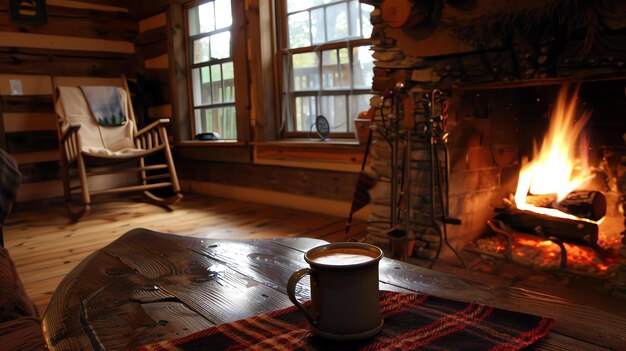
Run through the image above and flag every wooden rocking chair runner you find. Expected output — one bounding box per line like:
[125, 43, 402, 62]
[52, 76, 182, 220]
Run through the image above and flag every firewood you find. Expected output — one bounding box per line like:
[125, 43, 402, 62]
[557, 190, 606, 221]
[524, 190, 606, 221]
[494, 209, 599, 246]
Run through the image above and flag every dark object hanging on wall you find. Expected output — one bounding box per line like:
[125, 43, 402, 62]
[9, 0, 47, 25]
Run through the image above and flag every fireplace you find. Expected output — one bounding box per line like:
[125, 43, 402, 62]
[459, 82, 625, 277]
[361, 0, 626, 294]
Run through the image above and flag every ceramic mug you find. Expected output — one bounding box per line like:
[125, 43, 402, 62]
[287, 242, 384, 341]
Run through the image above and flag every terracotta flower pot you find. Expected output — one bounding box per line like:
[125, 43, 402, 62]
[354, 118, 371, 145]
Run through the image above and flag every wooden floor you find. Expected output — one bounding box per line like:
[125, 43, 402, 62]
[5, 192, 623, 321]
[4, 193, 367, 314]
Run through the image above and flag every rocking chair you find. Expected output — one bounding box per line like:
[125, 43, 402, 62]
[53, 76, 182, 220]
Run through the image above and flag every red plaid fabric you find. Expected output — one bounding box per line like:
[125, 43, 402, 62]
[131, 291, 554, 351]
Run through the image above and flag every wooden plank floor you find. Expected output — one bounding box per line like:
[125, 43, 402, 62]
[4, 193, 368, 314]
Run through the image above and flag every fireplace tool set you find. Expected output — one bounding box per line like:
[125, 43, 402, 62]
[358, 83, 464, 266]
[422, 89, 465, 267]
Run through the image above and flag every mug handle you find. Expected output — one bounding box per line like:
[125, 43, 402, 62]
[287, 268, 317, 326]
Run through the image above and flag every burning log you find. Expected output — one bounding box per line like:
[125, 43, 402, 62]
[494, 209, 598, 246]
[525, 190, 606, 221]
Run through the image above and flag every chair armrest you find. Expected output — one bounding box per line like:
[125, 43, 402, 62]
[136, 119, 170, 138]
[60, 124, 81, 143]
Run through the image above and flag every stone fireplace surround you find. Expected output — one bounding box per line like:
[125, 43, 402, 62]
[362, 0, 626, 295]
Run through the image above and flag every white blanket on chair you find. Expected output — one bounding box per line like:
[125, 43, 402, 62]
[55, 87, 143, 157]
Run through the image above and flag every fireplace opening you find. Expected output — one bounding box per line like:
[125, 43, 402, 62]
[464, 81, 625, 278]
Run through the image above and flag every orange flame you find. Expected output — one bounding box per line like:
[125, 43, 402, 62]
[514, 85, 595, 219]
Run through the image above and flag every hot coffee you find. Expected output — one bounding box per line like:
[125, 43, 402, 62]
[287, 242, 384, 340]
[308, 248, 378, 266]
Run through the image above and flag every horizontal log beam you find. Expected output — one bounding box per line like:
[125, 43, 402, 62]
[0, 48, 134, 77]
[0, 9, 137, 42]
[1, 96, 54, 113]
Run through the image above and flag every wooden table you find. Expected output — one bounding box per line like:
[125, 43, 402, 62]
[42, 228, 626, 350]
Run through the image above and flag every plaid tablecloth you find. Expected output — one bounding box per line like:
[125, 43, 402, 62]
[132, 291, 554, 351]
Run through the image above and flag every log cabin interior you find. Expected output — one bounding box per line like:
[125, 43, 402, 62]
[1, 0, 626, 350]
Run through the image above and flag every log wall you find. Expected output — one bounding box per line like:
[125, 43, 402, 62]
[0, 0, 366, 215]
[0, 0, 136, 202]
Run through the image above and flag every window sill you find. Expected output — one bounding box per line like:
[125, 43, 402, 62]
[252, 139, 366, 173]
[250, 138, 361, 147]
[175, 140, 247, 147]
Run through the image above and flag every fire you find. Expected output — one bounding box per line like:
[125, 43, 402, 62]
[514, 85, 595, 219]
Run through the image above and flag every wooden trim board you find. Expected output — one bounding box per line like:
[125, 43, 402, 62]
[12, 151, 59, 165]
[3, 113, 57, 132]
[47, 0, 129, 12]
[148, 104, 172, 118]
[145, 54, 169, 69]
[139, 12, 167, 33]
[0, 32, 135, 54]
[184, 180, 372, 220]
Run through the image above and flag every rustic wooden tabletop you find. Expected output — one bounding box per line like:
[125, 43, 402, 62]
[42, 228, 626, 350]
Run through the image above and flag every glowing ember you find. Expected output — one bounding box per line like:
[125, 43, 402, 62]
[514, 85, 595, 219]
[471, 233, 622, 275]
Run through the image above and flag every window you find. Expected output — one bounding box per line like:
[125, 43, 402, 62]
[186, 0, 238, 140]
[280, 0, 375, 138]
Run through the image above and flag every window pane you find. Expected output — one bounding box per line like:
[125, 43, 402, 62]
[191, 63, 236, 107]
[321, 95, 347, 132]
[214, 0, 232, 29]
[287, 0, 319, 13]
[292, 52, 319, 90]
[310, 8, 325, 44]
[361, 3, 374, 38]
[352, 46, 374, 88]
[322, 49, 350, 88]
[210, 31, 231, 59]
[189, 2, 215, 36]
[326, 3, 348, 41]
[294, 96, 316, 132]
[210, 65, 222, 103]
[349, 94, 373, 130]
[191, 67, 211, 106]
[222, 62, 235, 102]
[193, 37, 211, 64]
[288, 12, 311, 48]
[194, 106, 237, 140]
[349, 0, 359, 37]
[287, 0, 344, 13]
